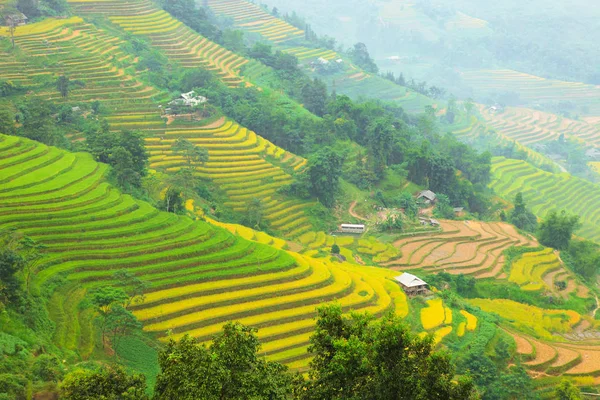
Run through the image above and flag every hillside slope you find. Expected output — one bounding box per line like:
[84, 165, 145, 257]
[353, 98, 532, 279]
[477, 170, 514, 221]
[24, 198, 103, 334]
[0, 14, 318, 238]
[0, 134, 408, 370]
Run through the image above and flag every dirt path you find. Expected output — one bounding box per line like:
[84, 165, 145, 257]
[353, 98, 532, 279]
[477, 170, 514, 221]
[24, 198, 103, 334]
[349, 201, 368, 221]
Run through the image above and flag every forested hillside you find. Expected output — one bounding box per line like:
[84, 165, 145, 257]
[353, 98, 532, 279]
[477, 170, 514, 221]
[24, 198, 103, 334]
[2, 0, 600, 398]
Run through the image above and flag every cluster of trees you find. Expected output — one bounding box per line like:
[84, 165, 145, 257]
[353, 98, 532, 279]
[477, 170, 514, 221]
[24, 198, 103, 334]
[15, 0, 69, 18]
[382, 71, 447, 99]
[84, 124, 148, 191]
[58, 305, 477, 399]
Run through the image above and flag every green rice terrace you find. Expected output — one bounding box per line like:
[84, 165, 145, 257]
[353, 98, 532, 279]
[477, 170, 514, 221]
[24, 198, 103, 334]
[3, 0, 600, 397]
[205, 0, 437, 113]
[491, 157, 600, 243]
[460, 69, 600, 116]
[0, 134, 407, 370]
[4, 135, 600, 392]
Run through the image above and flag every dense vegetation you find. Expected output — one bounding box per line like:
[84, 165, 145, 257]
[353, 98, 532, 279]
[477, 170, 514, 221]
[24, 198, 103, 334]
[56, 306, 477, 400]
[2, 0, 600, 398]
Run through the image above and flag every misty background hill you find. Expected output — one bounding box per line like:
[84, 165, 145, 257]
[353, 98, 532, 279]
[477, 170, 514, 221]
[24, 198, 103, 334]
[259, 0, 600, 110]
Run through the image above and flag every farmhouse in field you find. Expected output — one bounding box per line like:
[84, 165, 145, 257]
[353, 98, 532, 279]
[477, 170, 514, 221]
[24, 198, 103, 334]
[417, 190, 436, 204]
[340, 223, 365, 234]
[4, 13, 28, 26]
[395, 273, 428, 296]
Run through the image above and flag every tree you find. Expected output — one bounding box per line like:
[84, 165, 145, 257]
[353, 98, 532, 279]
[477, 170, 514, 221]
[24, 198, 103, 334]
[162, 187, 185, 214]
[380, 211, 404, 232]
[112, 269, 148, 308]
[105, 305, 142, 355]
[17, 0, 40, 18]
[56, 75, 70, 98]
[60, 366, 149, 400]
[307, 147, 345, 208]
[301, 79, 328, 117]
[509, 192, 538, 232]
[300, 305, 476, 399]
[0, 108, 16, 135]
[434, 194, 455, 219]
[349, 43, 378, 73]
[171, 137, 208, 169]
[331, 244, 340, 254]
[554, 379, 582, 400]
[398, 191, 419, 219]
[242, 198, 266, 230]
[154, 323, 294, 399]
[538, 210, 580, 250]
[90, 286, 129, 348]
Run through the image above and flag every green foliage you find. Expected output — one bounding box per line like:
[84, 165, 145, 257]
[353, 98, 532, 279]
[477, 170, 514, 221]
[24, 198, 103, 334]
[301, 78, 328, 117]
[31, 354, 65, 383]
[398, 191, 419, 219]
[56, 75, 70, 98]
[85, 127, 148, 191]
[348, 43, 378, 73]
[60, 365, 149, 400]
[0, 80, 24, 97]
[15, 98, 68, 147]
[162, 0, 218, 40]
[331, 244, 340, 254]
[0, 373, 28, 400]
[307, 147, 345, 208]
[154, 323, 293, 399]
[434, 193, 455, 219]
[171, 137, 209, 168]
[161, 187, 185, 214]
[241, 198, 268, 231]
[537, 210, 580, 250]
[380, 211, 404, 232]
[563, 239, 600, 281]
[554, 380, 582, 400]
[509, 193, 537, 232]
[300, 304, 477, 399]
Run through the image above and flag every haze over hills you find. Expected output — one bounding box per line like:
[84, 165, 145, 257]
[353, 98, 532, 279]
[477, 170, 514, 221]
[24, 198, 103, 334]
[1, 0, 600, 398]
[262, 0, 600, 115]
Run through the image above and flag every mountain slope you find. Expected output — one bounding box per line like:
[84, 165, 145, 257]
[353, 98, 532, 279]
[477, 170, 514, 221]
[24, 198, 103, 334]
[0, 134, 408, 369]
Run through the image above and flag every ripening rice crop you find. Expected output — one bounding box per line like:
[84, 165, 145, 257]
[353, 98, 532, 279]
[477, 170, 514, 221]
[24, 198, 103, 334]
[468, 298, 580, 339]
[457, 322, 466, 337]
[460, 310, 478, 331]
[420, 298, 446, 330]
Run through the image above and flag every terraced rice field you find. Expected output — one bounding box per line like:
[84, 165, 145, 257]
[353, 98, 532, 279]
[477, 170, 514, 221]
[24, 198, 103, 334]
[0, 19, 167, 134]
[385, 219, 537, 278]
[68, 0, 249, 87]
[450, 114, 558, 169]
[479, 105, 600, 147]
[461, 69, 600, 115]
[207, 0, 304, 44]
[491, 157, 600, 243]
[0, 134, 411, 369]
[0, 18, 316, 238]
[146, 118, 313, 237]
[506, 328, 600, 377]
[332, 71, 436, 114]
[282, 46, 339, 62]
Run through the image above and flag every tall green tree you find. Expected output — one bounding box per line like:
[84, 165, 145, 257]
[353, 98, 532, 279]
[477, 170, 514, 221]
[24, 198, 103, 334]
[538, 210, 580, 250]
[171, 137, 208, 169]
[307, 147, 345, 208]
[56, 75, 70, 98]
[348, 43, 378, 73]
[60, 366, 149, 400]
[300, 305, 476, 400]
[154, 323, 293, 399]
[90, 286, 129, 348]
[509, 192, 538, 232]
[398, 191, 419, 219]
